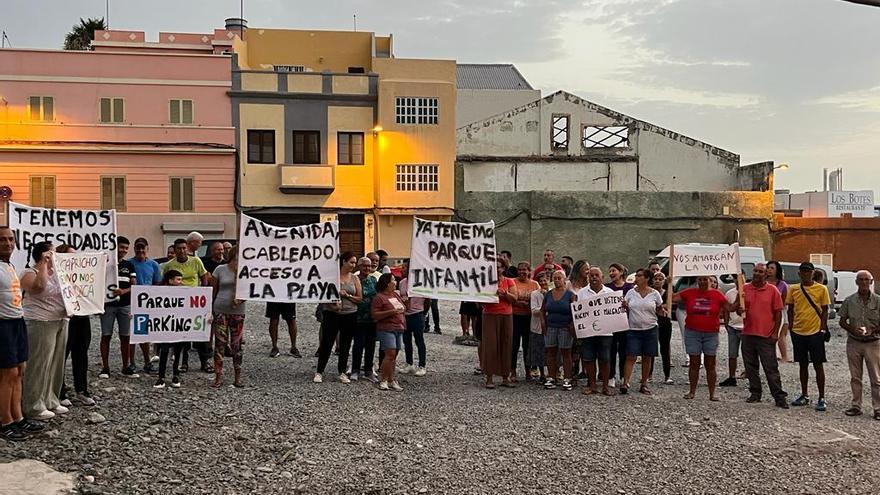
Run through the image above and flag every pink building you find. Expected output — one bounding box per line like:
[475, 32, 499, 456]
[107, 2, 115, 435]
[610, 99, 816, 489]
[0, 27, 240, 253]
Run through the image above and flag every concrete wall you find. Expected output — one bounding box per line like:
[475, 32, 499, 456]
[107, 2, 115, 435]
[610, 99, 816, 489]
[455, 163, 773, 270]
[456, 89, 541, 128]
[773, 214, 880, 277]
[457, 91, 748, 192]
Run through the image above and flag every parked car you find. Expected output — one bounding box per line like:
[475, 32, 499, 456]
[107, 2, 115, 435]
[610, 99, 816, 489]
[833, 271, 860, 308]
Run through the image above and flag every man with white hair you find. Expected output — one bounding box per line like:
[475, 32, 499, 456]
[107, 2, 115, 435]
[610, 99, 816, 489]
[838, 270, 880, 420]
[185, 231, 204, 256]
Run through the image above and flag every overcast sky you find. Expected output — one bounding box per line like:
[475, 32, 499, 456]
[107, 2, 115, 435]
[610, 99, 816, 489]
[5, 0, 880, 195]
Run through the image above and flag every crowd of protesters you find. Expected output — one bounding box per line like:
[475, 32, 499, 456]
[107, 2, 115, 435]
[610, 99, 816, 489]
[2, 228, 880, 442]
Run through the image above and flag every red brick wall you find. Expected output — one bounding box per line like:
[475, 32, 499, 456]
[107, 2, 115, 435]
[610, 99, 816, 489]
[772, 213, 880, 276]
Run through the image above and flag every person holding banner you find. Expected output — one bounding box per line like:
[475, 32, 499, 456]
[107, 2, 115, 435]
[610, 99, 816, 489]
[351, 257, 378, 383]
[481, 260, 518, 389]
[99, 236, 138, 379]
[542, 270, 576, 391]
[576, 267, 616, 396]
[129, 238, 161, 375]
[20, 241, 69, 420]
[606, 263, 634, 389]
[1, 227, 44, 441]
[511, 262, 539, 382]
[161, 238, 211, 373]
[210, 246, 246, 388]
[153, 270, 187, 389]
[622, 268, 665, 395]
[371, 273, 406, 391]
[54, 245, 96, 408]
[314, 252, 362, 384]
[672, 276, 733, 401]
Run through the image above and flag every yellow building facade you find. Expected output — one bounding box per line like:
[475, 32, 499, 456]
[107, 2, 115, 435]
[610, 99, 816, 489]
[231, 27, 456, 257]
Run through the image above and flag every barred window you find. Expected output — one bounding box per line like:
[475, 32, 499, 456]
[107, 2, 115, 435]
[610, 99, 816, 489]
[395, 97, 438, 125]
[552, 115, 569, 150]
[582, 126, 629, 148]
[395, 164, 439, 192]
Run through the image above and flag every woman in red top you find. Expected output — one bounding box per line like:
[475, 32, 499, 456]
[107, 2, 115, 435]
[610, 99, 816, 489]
[480, 260, 518, 389]
[673, 276, 735, 401]
[371, 274, 407, 392]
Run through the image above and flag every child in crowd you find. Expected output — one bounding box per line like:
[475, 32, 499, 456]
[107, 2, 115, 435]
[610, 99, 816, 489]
[153, 270, 186, 389]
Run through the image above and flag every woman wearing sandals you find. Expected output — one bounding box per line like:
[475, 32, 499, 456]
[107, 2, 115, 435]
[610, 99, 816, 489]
[673, 275, 735, 401]
[621, 268, 666, 395]
[480, 259, 517, 389]
[210, 245, 245, 388]
[371, 274, 406, 391]
[542, 270, 577, 391]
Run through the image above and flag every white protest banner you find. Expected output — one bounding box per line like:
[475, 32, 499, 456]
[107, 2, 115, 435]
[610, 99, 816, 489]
[670, 243, 741, 277]
[571, 290, 628, 338]
[408, 218, 498, 302]
[235, 214, 341, 303]
[54, 252, 106, 316]
[7, 202, 119, 301]
[130, 286, 211, 344]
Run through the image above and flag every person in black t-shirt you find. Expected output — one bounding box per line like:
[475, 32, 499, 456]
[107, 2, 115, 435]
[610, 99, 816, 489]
[201, 241, 227, 275]
[99, 236, 138, 379]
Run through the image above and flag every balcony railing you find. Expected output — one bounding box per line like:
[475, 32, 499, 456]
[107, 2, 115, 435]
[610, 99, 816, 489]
[279, 163, 334, 195]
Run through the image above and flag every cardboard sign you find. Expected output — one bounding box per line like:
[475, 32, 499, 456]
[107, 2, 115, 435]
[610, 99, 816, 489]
[408, 218, 498, 302]
[7, 202, 119, 301]
[235, 214, 341, 303]
[130, 286, 212, 343]
[571, 290, 628, 338]
[54, 252, 106, 316]
[670, 243, 741, 277]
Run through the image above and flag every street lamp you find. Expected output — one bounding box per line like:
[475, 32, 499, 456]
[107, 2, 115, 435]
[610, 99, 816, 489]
[774, 163, 790, 171]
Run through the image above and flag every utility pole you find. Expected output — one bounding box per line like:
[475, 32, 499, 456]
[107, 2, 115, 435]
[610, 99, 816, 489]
[353, 14, 357, 31]
[106, 0, 110, 28]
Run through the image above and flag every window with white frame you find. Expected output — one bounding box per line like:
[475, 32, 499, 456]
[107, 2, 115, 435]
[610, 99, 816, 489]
[100, 176, 126, 211]
[582, 125, 629, 148]
[28, 96, 54, 122]
[395, 164, 439, 192]
[169, 177, 195, 212]
[395, 97, 438, 125]
[169, 99, 194, 124]
[99, 97, 124, 123]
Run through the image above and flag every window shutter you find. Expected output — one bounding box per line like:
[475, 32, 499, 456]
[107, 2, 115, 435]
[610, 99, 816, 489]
[29, 97, 40, 120]
[43, 97, 54, 121]
[183, 178, 194, 212]
[170, 178, 181, 212]
[170, 100, 180, 124]
[182, 100, 193, 124]
[115, 177, 126, 211]
[113, 98, 124, 123]
[100, 98, 111, 123]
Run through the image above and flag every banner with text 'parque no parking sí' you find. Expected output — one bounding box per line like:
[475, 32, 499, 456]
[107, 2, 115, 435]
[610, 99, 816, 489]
[130, 286, 212, 344]
[7, 202, 119, 302]
[235, 214, 341, 303]
[408, 218, 498, 303]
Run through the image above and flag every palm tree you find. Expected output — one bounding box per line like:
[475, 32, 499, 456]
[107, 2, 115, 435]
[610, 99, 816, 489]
[63, 17, 107, 51]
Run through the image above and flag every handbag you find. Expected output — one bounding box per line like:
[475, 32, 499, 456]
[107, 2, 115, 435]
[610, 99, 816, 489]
[800, 283, 831, 342]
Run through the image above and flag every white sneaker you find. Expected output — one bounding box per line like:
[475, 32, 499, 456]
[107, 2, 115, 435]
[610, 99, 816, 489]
[391, 380, 404, 391]
[53, 405, 70, 415]
[60, 399, 73, 408]
[339, 373, 351, 384]
[414, 367, 427, 377]
[150, 355, 160, 363]
[350, 372, 360, 382]
[608, 378, 617, 388]
[76, 393, 96, 406]
[98, 371, 110, 379]
[367, 372, 380, 384]
[35, 409, 55, 421]
[313, 373, 323, 383]
[378, 381, 390, 391]
[398, 364, 414, 375]
[664, 378, 675, 385]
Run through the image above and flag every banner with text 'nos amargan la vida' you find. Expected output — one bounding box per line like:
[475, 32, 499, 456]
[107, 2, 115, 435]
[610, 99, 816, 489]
[7, 202, 119, 302]
[235, 214, 341, 303]
[408, 218, 498, 303]
[130, 286, 212, 344]
[670, 243, 741, 277]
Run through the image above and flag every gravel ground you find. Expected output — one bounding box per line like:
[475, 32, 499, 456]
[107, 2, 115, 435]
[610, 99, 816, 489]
[2, 301, 879, 494]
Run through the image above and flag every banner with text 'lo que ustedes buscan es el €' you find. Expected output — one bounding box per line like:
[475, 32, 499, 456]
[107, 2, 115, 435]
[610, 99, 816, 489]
[408, 218, 498, 303]
[7, 202, 119, 302]
[571, 290, 628, 338]
[235, 214, 341, 303]
[130, 286, 212, 344]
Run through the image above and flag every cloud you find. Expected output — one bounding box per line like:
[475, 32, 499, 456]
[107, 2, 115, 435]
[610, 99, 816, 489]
[811, 86, 880, 112]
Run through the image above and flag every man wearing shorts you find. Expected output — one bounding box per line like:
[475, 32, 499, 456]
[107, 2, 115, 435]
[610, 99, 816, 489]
[786, 261, 831, 411]
[577, 267, 615, 396]
[0, 227, 43, 441]
[267, 302, 299, 358]
[99, 236, 138, 379]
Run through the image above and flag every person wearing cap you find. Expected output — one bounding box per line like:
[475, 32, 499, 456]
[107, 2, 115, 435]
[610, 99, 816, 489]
[785, 261, 831, 411]
[128, 238, 162, 374]
[838, 270, 880, 420]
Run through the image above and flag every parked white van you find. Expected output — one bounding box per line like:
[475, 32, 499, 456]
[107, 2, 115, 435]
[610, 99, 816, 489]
[833, 271, 859, 308]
